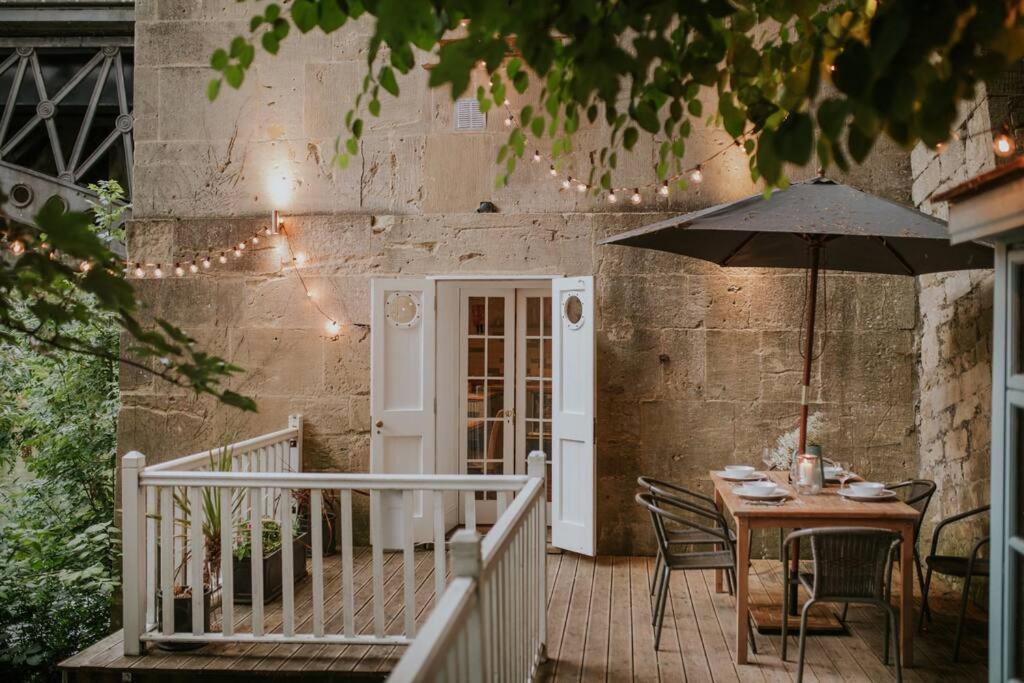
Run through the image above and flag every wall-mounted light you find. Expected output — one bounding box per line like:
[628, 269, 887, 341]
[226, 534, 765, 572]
[270, 209, 281, 235]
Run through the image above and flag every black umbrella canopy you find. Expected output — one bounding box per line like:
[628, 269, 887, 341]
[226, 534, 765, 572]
[597, 176, 992, 274]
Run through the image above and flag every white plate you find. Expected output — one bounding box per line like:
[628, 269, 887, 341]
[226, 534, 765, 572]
[734, 485, 789, 501]
[838, 488, 897, 502]
[715, 470, 767, 482]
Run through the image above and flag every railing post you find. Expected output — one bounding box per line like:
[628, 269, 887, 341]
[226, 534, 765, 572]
[122, 451, 147, 655]
[450, 530, 484, 683]
[288, 413, 303, 472]
[527, 450, 547, 662]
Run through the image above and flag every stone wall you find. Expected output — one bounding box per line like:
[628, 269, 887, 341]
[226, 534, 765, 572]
[125, 0, 918, 554]
[911, 64, 1024, 553]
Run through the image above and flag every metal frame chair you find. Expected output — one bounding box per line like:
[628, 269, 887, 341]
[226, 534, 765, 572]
[637, 477, 736, 596]
[636, 492, 757, 653]
[781, 528, 902, 683]
[918, 504, 989, 662]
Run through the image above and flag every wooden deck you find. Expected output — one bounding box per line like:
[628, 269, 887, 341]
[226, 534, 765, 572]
[61, 553, 988, 682]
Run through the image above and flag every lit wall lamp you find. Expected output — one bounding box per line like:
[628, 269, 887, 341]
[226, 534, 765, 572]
[270, 209, 281, 235]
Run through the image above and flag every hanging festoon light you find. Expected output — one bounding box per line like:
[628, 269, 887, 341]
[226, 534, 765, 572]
[607, 190, 618, 204]
[994, 125, 1016, 158]
[549, 165, 557, 176]
[659, 180, 670, 197]
[133, 263, 145, 278]
[9, 239, 24, 255]
[690, 165, 704, 184]
[532, 150, 541, 162]
[233, 245, 243, 258]
[189, 260, 200, 274]
[153, 264, 164, 278]
[631, 188, 642, 205]
[576, 180, 588, 193]
[218, 252, 228, 264]
[562, 176, 573, 190]
[79, 260, 92, 273]
[174, 263, 185, 277]
[202, 255, 212, 269]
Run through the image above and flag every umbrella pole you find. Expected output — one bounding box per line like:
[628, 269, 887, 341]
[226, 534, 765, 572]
[790, 243, 821, 617]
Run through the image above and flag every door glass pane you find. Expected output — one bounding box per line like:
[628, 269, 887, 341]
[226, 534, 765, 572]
[1016, 262, 1024, 376]
[541, 381, 551, 420]
[487, 297, 505, 335]
[543, 338, 552, 378]
[526, 339, 541, 377]
[487, 381, 504, 418]
[467, 380, 484, 417]
[526, 297, 540, 335]
[526, 381, 541, 419]
[542, 297, 551, 334]
[467, 418, 484, 459]
[1015, 552, 1024, 676]
[468, 339, 484, 377]
[487, 338, 505, 376]
[468, 297, 486, 334]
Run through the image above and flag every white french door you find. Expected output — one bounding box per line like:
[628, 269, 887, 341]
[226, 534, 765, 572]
[515, 289, 553, 514]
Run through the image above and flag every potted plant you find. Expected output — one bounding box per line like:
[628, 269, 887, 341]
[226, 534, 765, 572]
[232, 517, 308, 604]
[294, 489, 340, 556]
[154, 445, 241, 650]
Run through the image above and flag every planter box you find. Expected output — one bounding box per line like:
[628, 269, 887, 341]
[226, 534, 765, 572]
[156, 588, 212, 650]
[233, 532, 308, 605]
[299, 495, 340, 557]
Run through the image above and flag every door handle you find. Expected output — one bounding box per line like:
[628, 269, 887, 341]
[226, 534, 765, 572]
[375, 420, 384, 428]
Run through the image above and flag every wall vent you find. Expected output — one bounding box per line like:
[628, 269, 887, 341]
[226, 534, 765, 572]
[454, 98, 486, 130]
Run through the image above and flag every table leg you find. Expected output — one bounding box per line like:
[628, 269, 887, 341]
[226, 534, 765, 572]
[899, 521, 914, 668]
[715, 487, 725, 594]
[735, 516, 750, 665]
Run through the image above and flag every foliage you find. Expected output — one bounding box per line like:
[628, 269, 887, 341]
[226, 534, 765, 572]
[0, 182, 255, 411]
[233, 518, 286, 561]
[0, 218, 121, 680]
[209, 1, 1024, 190]
[766, 411, 826, 470]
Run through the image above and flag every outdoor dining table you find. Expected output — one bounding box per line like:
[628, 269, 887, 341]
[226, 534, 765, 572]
[710, 470, 921, 667]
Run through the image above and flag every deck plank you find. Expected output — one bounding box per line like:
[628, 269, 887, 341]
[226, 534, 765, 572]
[552, 554, 596, 682]
[627, 556, 660, 682]
[606, 557, 633, 681]
[580, 555, 613, 680]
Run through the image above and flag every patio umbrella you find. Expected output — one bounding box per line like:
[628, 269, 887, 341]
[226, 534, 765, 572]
[598, 176, 992, 453]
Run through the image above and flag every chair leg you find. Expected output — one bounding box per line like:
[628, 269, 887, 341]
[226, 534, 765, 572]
[952, 571, 973, 663]
[796, 601, 813, 683]
[651, 559, 666, 614]
[840, 602, 849, 624]
[748, 612, 759, 655]
[913, 548, 930, 624]
[781, 562, 790, 661]
[917, 565, 933, 633]
[726, 567, 735, 596]
[652, 563, 669, 626]
[651, 553, 662, 595]
[883, 602, 891, 664]
[887, 605, 903, 683]
[653, 568, 671, 650]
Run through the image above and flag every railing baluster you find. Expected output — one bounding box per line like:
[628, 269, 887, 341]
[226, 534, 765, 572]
[433, 490, 445, 599]
[251, 491, 264, 636]
[464, 492, 476, 531]
[370, 489, 385, 638]
[220, 487, 234, 636]
[188, 486, 204, 635]
[311, 489, 324, 637]
[280, 485, 295, 637]
[403, 489, 416, 637]
[145, 486, 156, 629]
[159, 487, 174, 636]
[341, 489, 354, 637]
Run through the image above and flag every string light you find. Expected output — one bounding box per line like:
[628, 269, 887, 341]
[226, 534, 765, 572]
[218, 252, 228, 264]
[562, 177, 573, 189]
[189, 260, 199, 274]
[690, 166, 704, 184]
[153, 264, 164, 278]
[233, 246, 243, 258]
[532, 150, 541, 162]
[549, 165, 557, 176]
[174, 263, 185, 277]
[576, 181, 588, 193]
[608, 191, 617, 203]
[134, 263, 145, 278]
[631, 188, 642, 205]
[79, 260, 92, 273]
[202, 256, 211, 269]
[994, 126, 1016, 158]
[659, 181, 670, 197]
[9, 240, 24, 255]
[294, 252, 306, 266]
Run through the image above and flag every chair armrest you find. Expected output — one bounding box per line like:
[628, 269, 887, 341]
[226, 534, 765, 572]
[927, 505, 990, 558]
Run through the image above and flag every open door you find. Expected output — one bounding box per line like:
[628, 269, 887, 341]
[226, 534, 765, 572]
[550, 276, 596, 556]
[370, 279, 435, 547]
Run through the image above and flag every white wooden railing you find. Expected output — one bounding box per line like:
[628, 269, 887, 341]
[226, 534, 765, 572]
[388, 457, 548, 682]
[121, 414, 548, 681]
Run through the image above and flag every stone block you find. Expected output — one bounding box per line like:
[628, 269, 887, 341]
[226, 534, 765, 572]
[857, 275, 917, 330]
[705, 330, 760, 401]
[323, 327, 370, 396]
[359, 134, 425, 213]
[227, 328, 325, 397]
[639, 399, 736, 464]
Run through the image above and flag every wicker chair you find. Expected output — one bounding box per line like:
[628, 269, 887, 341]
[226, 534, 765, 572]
[637, 477, 736, 596]
[781, 528, 902, 683]
[636, 492, 757, 653]
[918, 504, 989, 662]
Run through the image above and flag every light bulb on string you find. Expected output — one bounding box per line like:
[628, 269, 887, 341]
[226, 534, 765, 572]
[659, 181, 670, 197]
[218, 252, 228, 264]
[189, 260, 199, 274]
[238, 242, 246, 251]
[307, 290, 315, 299]
[935, 142, 947, 154]
[630, 188, 642, 205]
[994, 127, 1016, 158]
[252, 235, 260, 245]
[233, 247, 243, 258]
[202, 256, 212, 269]
[174, 263, 185, 277]
[326, 320, 341, 335]
[504, 115, 513, 127]
[9, 240, 24, 255]
[532, 151, 541, 162]
[690, 166, 704, 184]
[263, 226, 273, 237]
[576, 181, 588, 193]
[294, 252, 306, 267]
[79, 260, 92, 273]
[549, 165, 557, 176]
[562, 177, 573, 189]
[153, 264, 164, 279]
[134, 263, 145, 278]
[608, 191, 617, 204]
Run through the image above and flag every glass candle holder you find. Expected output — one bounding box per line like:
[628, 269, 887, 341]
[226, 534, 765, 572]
[797, 452, 823, 495]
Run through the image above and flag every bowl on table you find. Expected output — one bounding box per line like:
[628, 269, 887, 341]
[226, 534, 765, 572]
[743, 480, 778, 497]
[848, 481, 885, 497]
[823, 465, 843, 480]
[724, 465, 756, 478]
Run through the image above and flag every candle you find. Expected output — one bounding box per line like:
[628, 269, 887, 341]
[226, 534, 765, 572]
[799, 458, 814, 486]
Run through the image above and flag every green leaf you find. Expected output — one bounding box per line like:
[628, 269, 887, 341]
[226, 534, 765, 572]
[264, 3, 280, 21]
[368, 98, 381, 116]
[207, 78, 222, 101]
[847, 125, 875, 163]
[249, 15, 264, 32]
[623, 127, 639, 151]
[687, 99, 702, 117]
[346, 137, 359, 155]
[262, 31, 280, 55]
[230, 36, 247, 58]
[351, 118, 363, 138]
[223, 65, 243, 88]
[318, 0, 348, 32]
[291, 0, 318, 32]
[774, 112, 814, 164]
[220, 390, 258, 412]
[379, 66, 399, 96]
[210, 49, 228, 71]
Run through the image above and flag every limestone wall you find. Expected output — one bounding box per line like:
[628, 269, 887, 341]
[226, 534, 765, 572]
[910, 64, 1024, 553]
[125, 0, 918, 554]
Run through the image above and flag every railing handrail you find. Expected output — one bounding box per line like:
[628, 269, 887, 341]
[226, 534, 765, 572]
[138, 470, 532, 490]
[481, 476, 544, 563]
[143, 425, 299, 473]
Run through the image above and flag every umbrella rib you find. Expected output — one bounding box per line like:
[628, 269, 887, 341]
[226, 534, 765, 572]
[871, 236, 915, 275]
[720, 232, 760, 266]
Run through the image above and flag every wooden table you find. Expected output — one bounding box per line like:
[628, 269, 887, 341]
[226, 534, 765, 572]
[711, 471, 920, 667]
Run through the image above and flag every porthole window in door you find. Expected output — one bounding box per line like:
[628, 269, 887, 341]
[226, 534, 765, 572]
[563, 293, 585, 329]
[385, 291, 420, 328]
